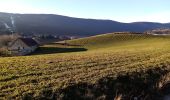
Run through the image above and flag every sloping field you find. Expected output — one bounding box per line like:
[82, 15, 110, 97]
[1, 33, 170, 99]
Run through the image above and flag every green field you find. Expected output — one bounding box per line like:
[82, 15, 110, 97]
[1, 33, 170, 99]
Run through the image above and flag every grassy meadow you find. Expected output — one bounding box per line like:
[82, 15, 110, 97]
[1, 33, 170, 99]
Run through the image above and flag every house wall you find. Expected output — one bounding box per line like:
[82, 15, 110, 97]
[10, 39, 29, 51]
[9, 39, 38, 55]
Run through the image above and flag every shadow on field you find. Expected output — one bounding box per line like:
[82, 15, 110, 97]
[23, 67, 170, 100]
[32, 47, 87, 55]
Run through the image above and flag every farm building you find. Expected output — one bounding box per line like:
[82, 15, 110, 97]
[8, 38, 39, 55]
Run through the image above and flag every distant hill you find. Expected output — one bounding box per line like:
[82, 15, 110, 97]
[146, 28, 170, 35]
[1, 12, 170, 36]
[68, 33, 163, 48]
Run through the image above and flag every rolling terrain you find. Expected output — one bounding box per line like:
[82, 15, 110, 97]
[0, 33, 170, 99]
[1, 12, 170, 36]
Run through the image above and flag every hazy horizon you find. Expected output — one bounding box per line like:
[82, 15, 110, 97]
[0, 0, 170, 23]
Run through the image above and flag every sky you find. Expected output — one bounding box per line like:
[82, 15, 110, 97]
[0, 0, 170, 23]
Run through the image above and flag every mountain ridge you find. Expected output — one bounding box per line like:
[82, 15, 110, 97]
[0, 12, 170, 36]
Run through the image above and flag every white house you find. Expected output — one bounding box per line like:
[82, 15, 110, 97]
[8, 38, 39, 55]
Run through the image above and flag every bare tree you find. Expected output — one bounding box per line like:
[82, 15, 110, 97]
[0, 34, 20, 56]
[0, 33, 20, 48]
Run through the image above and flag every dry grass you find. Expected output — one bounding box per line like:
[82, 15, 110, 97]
[0, 34, 170, 99]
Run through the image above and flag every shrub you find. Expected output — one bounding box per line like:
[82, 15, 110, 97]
[0, 34, 19, 48]
[0, 48, 11, 57]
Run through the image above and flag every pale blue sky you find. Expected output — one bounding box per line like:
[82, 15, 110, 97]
[0, 0, 170, 23]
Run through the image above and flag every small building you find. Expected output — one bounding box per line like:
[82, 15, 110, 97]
[8, 38, 39, 55]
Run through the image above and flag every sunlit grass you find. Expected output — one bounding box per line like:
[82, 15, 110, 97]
[1, 33, 170, 99]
